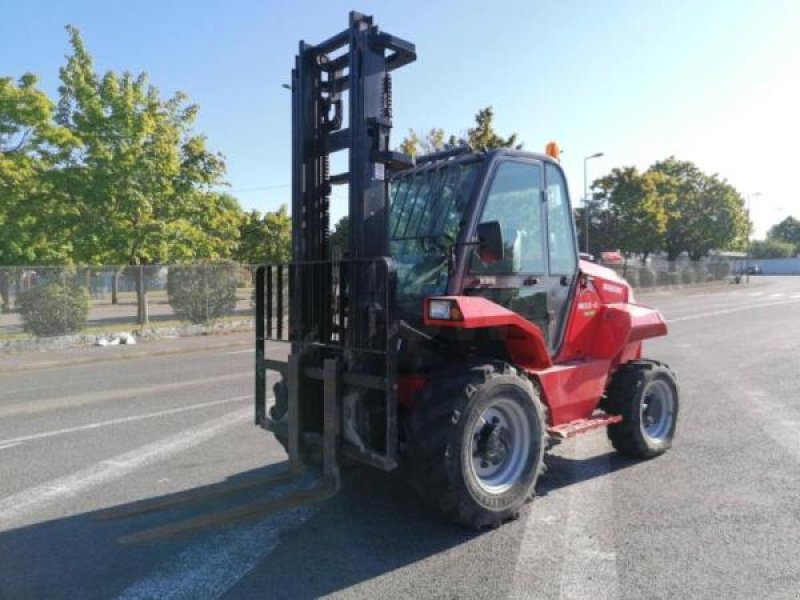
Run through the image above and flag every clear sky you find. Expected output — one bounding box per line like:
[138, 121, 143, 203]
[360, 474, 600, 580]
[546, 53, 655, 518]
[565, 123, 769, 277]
[3, 0, 799, 238]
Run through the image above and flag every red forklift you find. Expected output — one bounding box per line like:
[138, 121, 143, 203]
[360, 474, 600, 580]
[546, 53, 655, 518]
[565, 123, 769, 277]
[105, 12, 678, 541]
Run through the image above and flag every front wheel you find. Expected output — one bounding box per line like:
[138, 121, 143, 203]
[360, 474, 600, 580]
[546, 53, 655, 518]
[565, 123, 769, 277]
[404, 361, 545, 529]
[603, 360, 679, 459]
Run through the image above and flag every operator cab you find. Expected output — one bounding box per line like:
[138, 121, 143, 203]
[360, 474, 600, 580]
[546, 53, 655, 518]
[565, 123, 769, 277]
[390, 148, 578, 354]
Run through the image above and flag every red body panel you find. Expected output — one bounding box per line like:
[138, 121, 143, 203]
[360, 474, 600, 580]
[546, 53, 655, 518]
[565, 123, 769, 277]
[425, 296, 552, 370]
[423, 261, 668, 427]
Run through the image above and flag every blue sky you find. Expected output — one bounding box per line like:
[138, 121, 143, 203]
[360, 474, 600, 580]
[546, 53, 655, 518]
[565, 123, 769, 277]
[3, 0, 799, 237]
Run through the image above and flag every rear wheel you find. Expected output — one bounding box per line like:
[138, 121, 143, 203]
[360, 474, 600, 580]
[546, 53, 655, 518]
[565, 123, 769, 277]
[603, 360, 679, 458]
[404, 361, 545, 529]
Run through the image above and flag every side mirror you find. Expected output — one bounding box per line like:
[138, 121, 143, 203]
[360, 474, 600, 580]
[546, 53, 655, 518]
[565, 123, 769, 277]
[476, 221, 504, 263]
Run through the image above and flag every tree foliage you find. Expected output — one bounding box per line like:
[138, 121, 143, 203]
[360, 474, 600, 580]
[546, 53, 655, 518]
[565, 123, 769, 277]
[329, 216, 350, 257]
[581, 157, 749, 261]
[648, 157, 747, 260]
[750, 238, 796, 259]
[55, 26, 242, 267]
[399, 106, 521, 157]
[235, 205, 291, 265]
[767, 216, 800, 254]
[0, 74, 76, 265]
[590, 167, 668, 262]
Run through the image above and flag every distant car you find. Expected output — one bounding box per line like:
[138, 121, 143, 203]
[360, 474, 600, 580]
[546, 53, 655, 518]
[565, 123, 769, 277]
[746, 265, 762, 275]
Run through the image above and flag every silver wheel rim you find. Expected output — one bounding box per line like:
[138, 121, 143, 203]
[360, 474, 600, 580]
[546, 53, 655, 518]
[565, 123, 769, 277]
[640, 379, 675, 443]
[468, 397, 531, 495]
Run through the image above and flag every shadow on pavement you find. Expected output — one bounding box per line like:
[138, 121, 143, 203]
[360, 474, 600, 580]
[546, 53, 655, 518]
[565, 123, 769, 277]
[0, 449, 640, 599]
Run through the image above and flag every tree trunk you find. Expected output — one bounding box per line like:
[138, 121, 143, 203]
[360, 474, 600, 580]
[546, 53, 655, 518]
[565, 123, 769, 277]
[112, 269, 121, 305]
[136, 265, 149, 326]
[0, 272, 9, 313]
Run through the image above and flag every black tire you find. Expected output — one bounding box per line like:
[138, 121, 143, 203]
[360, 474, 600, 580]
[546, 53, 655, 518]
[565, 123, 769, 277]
[404, 361, 545, 529]
[603, 360, 679, 459]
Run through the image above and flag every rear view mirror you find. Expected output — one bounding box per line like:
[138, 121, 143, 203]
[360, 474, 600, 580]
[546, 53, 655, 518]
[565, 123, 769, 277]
[476, 221, 504, 263]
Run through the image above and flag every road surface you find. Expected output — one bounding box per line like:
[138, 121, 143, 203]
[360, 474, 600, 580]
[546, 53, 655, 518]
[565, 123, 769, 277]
[1, 277, 799, 599]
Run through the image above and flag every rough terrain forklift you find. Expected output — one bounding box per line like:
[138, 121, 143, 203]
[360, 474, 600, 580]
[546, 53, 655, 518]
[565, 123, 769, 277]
[103, 12, 678, 542]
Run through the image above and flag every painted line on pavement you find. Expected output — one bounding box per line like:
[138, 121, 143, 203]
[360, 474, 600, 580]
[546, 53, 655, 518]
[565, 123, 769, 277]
[0, 405, 259, 530]
[0, 395, 253, 448]
[114, 505, 313, 600]
[220, 349, 255, 355]
[557, 435, 619, 600]
[0, 371, 251, 418]
[667, 298, 800, 323]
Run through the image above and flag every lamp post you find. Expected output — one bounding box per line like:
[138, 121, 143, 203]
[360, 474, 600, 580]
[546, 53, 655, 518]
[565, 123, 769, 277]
[583, 152, 604, 254]
[746, 192, 761, 284]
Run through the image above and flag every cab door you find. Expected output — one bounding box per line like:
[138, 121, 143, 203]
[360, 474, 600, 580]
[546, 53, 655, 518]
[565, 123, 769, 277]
[465, 159, 552, 344]
[541, 162, 579, 352]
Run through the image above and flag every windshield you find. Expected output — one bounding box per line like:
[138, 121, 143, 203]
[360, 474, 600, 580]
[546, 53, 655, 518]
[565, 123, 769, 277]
[390, 160, 480, 317]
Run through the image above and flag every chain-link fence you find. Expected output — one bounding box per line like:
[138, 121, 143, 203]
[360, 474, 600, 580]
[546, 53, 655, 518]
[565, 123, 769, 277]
[0, 256, 741, 342]
[0, 263, 258, 341]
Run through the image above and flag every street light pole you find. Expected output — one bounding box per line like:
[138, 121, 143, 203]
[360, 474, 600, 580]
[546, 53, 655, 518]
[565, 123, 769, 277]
[746, 192, 761, 284]
[583, 152, 604, 254]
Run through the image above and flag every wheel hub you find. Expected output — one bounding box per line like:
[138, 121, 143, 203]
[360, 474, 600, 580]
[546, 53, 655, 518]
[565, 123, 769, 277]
[469, 400, 532, 495]
[476, 422, 511, 467]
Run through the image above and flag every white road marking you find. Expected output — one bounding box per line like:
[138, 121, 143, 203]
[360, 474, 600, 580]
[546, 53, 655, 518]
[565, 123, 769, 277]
[510, 434, 619, 600]
[0, 407, 255, 530]
[769, 293, 785, 298]
[0, 395, 252, 447]
[742, 388, 800, 462]
[0, 441, 21, 451]
[667, 298, 800, 323]
[0, 371, 251, 418]
[220, 348, 254, 355]
[748, 292, 764, 297]
[792, 294, 800, 299]
[557, 435, 619, 600]
[114, 507, 313, 600]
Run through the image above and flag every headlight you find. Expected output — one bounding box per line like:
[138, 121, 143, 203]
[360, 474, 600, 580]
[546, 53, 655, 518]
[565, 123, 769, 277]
[428, 299, 453, 320]
[427, 299, 462, 321]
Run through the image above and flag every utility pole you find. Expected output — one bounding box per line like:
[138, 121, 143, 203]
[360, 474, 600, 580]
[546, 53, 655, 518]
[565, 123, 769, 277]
[583, 152, 604, 254]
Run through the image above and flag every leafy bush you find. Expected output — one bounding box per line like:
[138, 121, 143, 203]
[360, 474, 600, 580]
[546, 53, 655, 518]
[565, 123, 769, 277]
[638, 268, 656, 287]
[622, 268, 639, 288]
[17, 282, 89, 337]
[681, 269, 695, 284]
[167, 262, 238, 324]
[657, 270, 672, 286]
[667, 272, 681, 285]
[708, 262, 731, 280]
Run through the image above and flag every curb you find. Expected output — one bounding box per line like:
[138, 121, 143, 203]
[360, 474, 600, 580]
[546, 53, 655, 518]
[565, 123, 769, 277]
[0, 319, 254, 355]
[0, 336, 256, 375]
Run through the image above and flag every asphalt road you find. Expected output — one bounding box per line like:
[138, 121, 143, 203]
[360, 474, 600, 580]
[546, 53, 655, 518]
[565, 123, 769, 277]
[1, 277, 799, 599]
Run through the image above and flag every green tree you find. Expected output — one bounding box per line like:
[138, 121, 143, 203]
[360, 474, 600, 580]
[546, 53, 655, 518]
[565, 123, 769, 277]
[750, 238, 796, 259]
[0, 74, 76, 264]
[329, 215, 350, 257]
[591, 167, 669, 262]
[399, 106, 521, 157]
[236, 205, 291, 265]
[768, 216, 800, 254]
[648, 157, 747, 261]
[55, 26, 240, 319]
[0, 74, 76, 310]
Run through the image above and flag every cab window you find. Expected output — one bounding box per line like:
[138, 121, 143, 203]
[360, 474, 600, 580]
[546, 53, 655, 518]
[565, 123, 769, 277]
[545, 163, 577, 275]
[471, 161, 544, 274]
